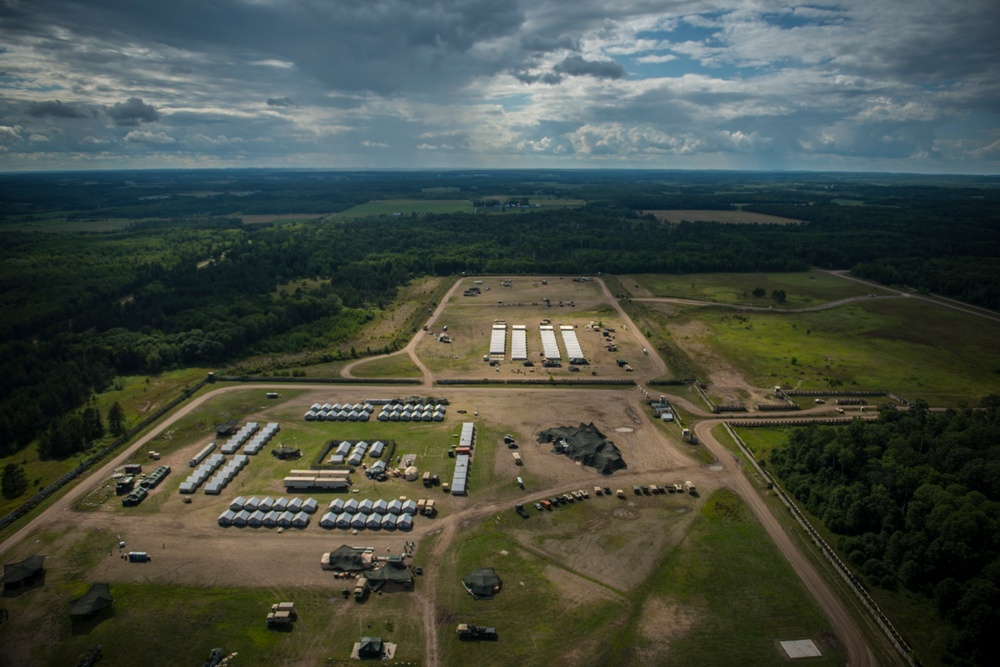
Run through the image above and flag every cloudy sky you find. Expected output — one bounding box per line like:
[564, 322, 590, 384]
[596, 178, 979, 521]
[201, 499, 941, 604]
[1, 0, 998, 173]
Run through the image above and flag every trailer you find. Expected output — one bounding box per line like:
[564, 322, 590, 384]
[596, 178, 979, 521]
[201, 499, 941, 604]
[189, 442, 216, 467]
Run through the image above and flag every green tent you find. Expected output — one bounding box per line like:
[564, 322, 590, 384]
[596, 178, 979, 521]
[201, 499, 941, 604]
[537, 422, 626, 475]
[462, 567, 502, 599]
[69, 583, 113, 618]
[2, 555, 45, 588]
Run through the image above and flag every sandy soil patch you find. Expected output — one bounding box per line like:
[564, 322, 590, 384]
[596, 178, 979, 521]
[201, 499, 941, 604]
[635, 598, 699, 666]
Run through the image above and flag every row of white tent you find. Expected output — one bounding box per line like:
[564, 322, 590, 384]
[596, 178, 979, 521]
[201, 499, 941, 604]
[221, 422, 258, 454]
[203, 454, 251, 495]
[242, 422, 280, 455]
[328, 440, 386, 465]
[230, 495, 318, 513]
[318, 511, 414, 531]
[310, 402, 374, 413]
[305, 409, 372, 422]
[376, 409, 444, 422]
[218, 509, 310, 528]
[179, 453, 226, 494]
[328, 497, 417, 514]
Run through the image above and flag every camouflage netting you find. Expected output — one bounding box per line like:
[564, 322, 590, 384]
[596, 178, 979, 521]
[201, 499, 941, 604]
[537, 422, 626, 475]
[69, 583, 113, 617]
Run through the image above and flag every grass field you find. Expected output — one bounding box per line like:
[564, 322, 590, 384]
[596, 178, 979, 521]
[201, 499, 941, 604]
[433, 488, 844, 666]
[338, 199, 474, 218]
[658, 299, 1000, 405]
[348, 353, 423, 378]
[0, 368, 210, 522]
[643, 210, 804, 225]
[626, 271, 871, 308]
[6, 577, 425, 667]
[0, 217, 137, 232]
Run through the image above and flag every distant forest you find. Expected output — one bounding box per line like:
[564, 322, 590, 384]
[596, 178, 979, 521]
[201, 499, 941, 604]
[0, 169, 998, 459]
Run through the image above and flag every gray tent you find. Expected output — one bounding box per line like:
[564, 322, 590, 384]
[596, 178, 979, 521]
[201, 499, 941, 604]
[462, 567, 502, 599]
[2, 555, 45, 588]
[537, 422, 626, 475]
[69, 583, 113, 618]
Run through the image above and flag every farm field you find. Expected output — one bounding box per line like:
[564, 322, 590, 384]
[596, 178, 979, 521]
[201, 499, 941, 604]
[625, 271, 872, 308]
[337, 199, 474, 217]
[643, 209, 804, 225]
[645, 297, 1000, 406]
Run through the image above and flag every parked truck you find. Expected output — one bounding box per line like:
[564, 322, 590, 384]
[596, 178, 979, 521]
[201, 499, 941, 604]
[685, 480, 697, 494]
[353, 576, 368, 601]
[457, 624, 498, 641]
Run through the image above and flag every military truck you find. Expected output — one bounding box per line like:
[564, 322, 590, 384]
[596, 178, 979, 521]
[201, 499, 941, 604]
[354, 576, 369, 601]
[457, 623, 498, 641]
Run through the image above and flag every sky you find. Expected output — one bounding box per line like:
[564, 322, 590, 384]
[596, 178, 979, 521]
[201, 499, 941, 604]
[0, 0, 998, 173]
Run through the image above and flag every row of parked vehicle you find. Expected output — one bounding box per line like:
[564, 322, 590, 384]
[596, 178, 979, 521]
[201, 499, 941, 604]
[515, 480, 696, 517]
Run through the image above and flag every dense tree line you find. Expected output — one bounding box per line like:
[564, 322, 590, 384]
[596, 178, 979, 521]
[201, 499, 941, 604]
[769, 401, 1000, 665]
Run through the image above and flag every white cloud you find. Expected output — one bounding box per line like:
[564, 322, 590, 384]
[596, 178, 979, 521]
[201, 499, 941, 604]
[0, 0, 995, 172]
[124, 130, 176, 144]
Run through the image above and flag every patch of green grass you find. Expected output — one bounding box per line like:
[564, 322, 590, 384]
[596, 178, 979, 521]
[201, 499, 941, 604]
[436, 517, 627, 667]
[610, 488, 844, 666]
[348, 353, 423, 378]
[40, 583, 424, 667]
[0, 218, 137, 232]
[667, 299, 1000, 405]
[732, 426, 796, 464]
[339, 199, 473, 218]
[628, 271, 870, 309]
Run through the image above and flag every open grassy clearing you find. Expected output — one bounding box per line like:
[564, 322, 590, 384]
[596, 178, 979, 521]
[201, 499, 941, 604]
[0, 368, 210, 521]
[618, 489, 844, 666]
[0, 217, 138, 232]
[654, 299, 1000, 405]
[348, 353, 423, 378]
[626, 271, 872, 308]
[338, 199, 474, 218]
[643, 210, 804, 225]
[433, 487, 845, 666]
[2, 576, 424, 667]
[240, 213, 326, 225]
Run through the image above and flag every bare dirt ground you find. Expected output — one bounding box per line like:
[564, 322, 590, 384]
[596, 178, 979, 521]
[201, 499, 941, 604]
[1, 276, 878, 667]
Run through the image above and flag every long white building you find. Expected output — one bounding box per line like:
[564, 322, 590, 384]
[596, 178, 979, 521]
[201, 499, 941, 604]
[540, 325, 561, 359]
[489, 324, 506, 356]
[560, 325, 584, 361]
[511, 325, 527, 360]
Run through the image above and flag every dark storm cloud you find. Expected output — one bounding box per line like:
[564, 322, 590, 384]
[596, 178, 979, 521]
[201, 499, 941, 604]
[266, 97, 296, 108]
[27, 100, 88, 118]
[553, 55, 626, 80]
[105, 97, 159, 126]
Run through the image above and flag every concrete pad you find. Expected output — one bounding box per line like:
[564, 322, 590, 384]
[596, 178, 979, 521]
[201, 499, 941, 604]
[779, 639, 822, 659]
